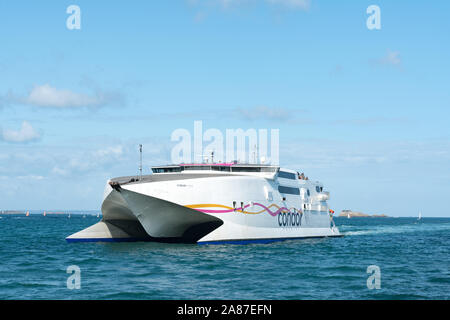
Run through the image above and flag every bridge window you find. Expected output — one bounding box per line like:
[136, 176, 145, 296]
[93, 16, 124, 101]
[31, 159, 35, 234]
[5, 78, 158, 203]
[184, 166, 212, 171]
[278, 171, 296, 180]
[232, 167, 261, 172]
[152, 167, 182, 173]
[211, 166, 231, 172]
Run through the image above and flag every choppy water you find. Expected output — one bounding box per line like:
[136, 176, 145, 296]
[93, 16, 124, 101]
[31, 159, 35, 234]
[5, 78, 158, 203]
[0, 214, 449, 300]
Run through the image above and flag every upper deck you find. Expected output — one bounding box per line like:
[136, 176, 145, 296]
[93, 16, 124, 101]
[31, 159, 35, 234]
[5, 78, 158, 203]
[151, 163, 311, 180]
[151, 162, 279, 174]
[110, 163, 315, 188]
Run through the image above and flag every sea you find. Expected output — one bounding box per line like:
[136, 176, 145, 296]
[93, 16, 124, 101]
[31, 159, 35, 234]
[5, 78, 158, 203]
[0, 213, 448, 300]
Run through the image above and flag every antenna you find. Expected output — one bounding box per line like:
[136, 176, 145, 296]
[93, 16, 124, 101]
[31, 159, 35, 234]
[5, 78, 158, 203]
[139, 144, 143, 180]
[196, 152, 215, 164]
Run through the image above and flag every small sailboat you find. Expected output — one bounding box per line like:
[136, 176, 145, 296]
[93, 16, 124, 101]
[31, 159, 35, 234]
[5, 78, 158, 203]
[97, 213, 100, 218]
[68, 213, 71, 219]
[26, 211, 30, 217]
[43, 211, 46, 217]
[347, 212, 351, 219]
[418, 211, 422, 221]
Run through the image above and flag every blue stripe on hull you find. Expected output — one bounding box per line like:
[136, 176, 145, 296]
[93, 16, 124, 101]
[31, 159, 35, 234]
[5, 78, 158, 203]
[66, 235, 343, 244]
[198, 235, 343, 245]
[66, 238, 144, 243]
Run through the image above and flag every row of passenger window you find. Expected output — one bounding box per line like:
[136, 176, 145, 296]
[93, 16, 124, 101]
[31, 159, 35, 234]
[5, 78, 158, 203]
[153, 166, 278, 173]
[278, 186, 314, 197]
[278, 186, 300, 195]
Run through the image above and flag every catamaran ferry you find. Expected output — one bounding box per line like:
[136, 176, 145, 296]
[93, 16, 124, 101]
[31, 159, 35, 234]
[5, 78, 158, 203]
[66, 162, 341, 244]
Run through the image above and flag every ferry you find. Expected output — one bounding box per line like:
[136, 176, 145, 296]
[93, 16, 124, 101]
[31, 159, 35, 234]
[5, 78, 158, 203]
[66, 162, 341, 244]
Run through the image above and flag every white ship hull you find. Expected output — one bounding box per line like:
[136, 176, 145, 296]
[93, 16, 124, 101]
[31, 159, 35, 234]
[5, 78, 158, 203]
[67, 165, 341, 244]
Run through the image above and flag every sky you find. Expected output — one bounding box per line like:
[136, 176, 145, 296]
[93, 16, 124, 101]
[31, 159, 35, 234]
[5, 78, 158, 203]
[0, 0, 449, 216]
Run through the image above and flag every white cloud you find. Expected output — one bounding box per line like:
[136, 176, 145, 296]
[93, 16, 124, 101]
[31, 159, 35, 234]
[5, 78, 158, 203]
[94, 146, 124, 159]
[51, 167, 69, 177]
[1, 84, 124, 109]
[331, 117, 406, 126]
[234, 105, 300, 122]
[1, 121, 41, 143]
[372, 50, 403, 69]
[188, 0, 311, 10]
[380, 50, 401, 66]
[17, 175, 45, 180]
[51, 145, 127, 176]
[266, 0, 310, 10]
[23, 84, 119, 108]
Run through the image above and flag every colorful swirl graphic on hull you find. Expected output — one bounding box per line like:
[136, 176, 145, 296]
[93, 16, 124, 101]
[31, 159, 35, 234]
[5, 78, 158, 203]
[186, 203, 301, 217]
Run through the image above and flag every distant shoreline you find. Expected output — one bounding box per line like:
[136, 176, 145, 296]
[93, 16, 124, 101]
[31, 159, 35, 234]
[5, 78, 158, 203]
[0, 210, 100, 215]
[338, 210, 388, 218]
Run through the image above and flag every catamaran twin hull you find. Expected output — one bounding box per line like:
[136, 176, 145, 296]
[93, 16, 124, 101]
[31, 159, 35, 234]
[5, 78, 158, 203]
[66, 164, 341, 245]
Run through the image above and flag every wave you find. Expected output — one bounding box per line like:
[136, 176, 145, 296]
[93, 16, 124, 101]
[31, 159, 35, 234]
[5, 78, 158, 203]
[343, 222, 450, 236]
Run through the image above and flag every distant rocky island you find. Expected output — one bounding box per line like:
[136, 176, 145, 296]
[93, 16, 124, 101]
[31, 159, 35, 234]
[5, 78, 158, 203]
[339, 210, 388, 218]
